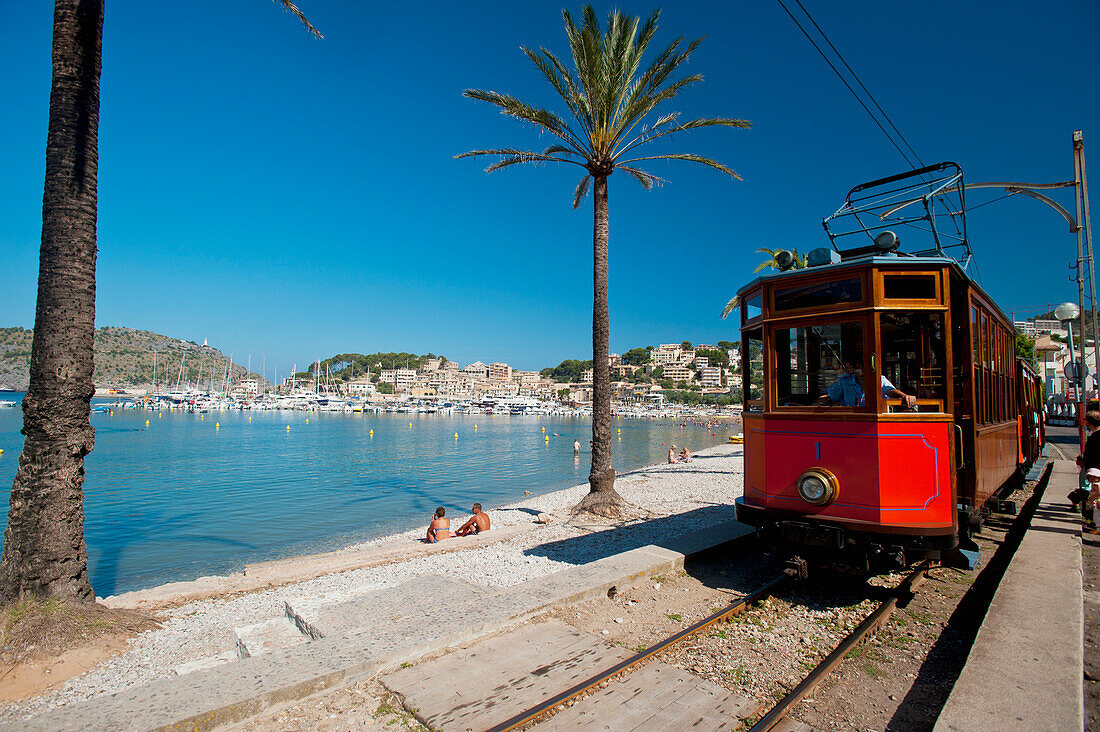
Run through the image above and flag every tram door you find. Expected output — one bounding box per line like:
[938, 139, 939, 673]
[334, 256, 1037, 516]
[951, 280, 976, 510]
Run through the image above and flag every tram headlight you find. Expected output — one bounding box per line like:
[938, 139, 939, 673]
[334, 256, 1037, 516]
[796, 469, 838, 506]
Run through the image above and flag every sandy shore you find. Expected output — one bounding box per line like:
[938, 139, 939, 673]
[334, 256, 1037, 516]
[1, 441, 745, 721]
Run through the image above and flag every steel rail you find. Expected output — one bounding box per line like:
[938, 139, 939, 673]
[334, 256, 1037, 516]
[483, 570, 794, 732]
[748, 560, 932, 732]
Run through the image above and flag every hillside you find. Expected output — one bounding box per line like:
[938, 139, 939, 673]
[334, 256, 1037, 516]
[0, 327, 262, 391]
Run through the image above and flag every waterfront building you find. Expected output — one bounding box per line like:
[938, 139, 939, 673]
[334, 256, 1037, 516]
[347, 378, 377, 395]
[464, 361, 489, 378]
[489, 362, 512, 381]
[608, 353, 622, 367]
[421, 358, 441, 372]
[380, 369, 416, 391]
[441, 360, 460, 372]
[513, 370, 540, 385]
[693, 356, 709, 370]
[581, 368, 594, 384]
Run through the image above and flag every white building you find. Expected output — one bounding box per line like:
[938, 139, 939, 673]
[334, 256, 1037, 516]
[652, 344, 682, 365]
[379, 369, 416, 391]
[693, 356, 709, 370]
[347, 378, 377, 395]
[700, 366, 723, 387]
[581, 368, 594, 383]
[489, 362, 512, 381]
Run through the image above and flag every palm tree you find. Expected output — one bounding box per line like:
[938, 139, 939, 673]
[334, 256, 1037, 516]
[458, 6, 748, 516]
[720, 247, 807, 320]
[0, 0, 319, 603]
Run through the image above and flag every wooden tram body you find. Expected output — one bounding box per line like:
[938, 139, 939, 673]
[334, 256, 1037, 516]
[734, 165, 1044, 564]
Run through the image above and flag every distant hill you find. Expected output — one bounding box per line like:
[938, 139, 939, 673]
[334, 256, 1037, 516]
[0, 326, 263, 391]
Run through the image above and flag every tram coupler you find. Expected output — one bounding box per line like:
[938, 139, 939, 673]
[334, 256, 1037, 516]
[783, 555, 809, 580]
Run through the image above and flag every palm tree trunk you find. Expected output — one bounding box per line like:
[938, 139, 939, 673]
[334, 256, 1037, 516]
[0, 0, 101, 603]
[575, 175, 625, 516]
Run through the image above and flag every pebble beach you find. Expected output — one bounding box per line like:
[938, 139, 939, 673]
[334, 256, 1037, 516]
[1, 442, 744, 722]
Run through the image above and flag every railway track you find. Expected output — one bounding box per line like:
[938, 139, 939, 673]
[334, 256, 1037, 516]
[484, 561, 931, 732]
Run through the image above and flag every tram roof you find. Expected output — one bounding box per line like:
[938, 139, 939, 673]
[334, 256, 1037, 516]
[735, 252, 1013, 326]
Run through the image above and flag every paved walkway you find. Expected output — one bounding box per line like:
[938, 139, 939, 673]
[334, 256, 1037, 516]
[13, 522, 752, 731]
[935, 457, 1082, 731]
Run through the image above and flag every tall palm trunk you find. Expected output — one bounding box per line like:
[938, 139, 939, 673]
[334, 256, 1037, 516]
[577, 175, 624, 515]
[0, 0, 102, 602]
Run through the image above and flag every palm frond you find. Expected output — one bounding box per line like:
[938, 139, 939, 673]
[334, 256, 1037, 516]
[274, 0, 322, 38]
[572, 175, 592, 209]
[462, 89, 588, 155]
[616, 164, 664, 191]
[720, 295, 740, 319]
[617, 153, 742, 180]
[454, 148, 579, 174]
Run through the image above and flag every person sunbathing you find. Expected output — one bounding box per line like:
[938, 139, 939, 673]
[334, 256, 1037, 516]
[678, 447, 692, 462]
[454, 503, 490, 536]
[425, 507, 451, 543]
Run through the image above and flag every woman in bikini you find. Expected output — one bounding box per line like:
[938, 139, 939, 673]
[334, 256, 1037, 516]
[426, 506, 451, 543]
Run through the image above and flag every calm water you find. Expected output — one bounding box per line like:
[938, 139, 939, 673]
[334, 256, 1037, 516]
[0, 394, 723, 595]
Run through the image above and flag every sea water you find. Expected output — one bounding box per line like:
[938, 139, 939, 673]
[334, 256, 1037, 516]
[0, 395, 725, 596]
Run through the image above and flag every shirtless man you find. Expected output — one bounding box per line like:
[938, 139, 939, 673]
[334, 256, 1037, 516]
[455, 503, 490, 536]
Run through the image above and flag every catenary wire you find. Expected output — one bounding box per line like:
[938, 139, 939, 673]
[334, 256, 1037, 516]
[793, 0, 927, 170]
[774, 0, 917, 170]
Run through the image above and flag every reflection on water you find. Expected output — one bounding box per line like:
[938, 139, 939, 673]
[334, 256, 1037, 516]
[0, 397, 724, 595]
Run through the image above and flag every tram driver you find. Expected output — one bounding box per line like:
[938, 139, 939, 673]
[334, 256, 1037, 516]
[816, 360, 917, 409]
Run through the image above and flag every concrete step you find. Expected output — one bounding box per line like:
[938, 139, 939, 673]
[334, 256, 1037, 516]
[541, 661, 753, 730]
[382, 618, 635, 731]
[173, 650, 238, 677]
[234, 616, 311, 658]
[286, 574, 492, 639]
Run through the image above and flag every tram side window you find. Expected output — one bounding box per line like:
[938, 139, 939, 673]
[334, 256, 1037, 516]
[880, 312, 947, 411]
[743, 332, 764, 412]
[775, 322, 864, 407]
[976, 306, 985, 422]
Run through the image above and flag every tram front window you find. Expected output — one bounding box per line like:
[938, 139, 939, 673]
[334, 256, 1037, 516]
[879, 312, 947, 412]
[775, 322, 864, 407]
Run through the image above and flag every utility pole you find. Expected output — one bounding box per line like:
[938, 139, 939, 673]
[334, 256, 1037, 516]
[1076, 131, 1097, 399]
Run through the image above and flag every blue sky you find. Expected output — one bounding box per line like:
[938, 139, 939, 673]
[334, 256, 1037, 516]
[2, 1, 1097, 379]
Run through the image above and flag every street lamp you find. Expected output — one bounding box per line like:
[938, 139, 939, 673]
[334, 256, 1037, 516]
[1056, 301, 1086, 450]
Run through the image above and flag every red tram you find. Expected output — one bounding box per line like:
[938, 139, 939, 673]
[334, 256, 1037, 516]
[734, 164, 1044, 567]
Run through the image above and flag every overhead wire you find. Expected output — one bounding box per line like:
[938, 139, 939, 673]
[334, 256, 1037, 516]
[773, 0, 918, 170]
[792, 0, 926, 170]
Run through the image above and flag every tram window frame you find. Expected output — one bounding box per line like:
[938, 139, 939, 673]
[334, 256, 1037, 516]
[985, 308, 994, 422]
[976, 306, 985, 424]
[878, 271, 942, 304]
[742, 290, 763, 326]
[741, 328, 764, 413]
[878, 310, 948, 413]
[771, 319, 869, 411]
[771, 275, 866, 316]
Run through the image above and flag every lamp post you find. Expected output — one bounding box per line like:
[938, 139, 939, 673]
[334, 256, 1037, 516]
[1056, 301, 1085, 451]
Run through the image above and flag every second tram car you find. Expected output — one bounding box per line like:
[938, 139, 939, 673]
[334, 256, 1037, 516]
[734, 163, 1044, 567]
